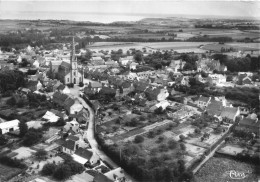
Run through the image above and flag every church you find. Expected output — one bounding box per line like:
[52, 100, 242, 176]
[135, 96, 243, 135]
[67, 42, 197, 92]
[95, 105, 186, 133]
[49, 37, 83, 85]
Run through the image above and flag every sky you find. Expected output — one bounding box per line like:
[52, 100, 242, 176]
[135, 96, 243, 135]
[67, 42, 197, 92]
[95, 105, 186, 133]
[0, 0, 259, 21]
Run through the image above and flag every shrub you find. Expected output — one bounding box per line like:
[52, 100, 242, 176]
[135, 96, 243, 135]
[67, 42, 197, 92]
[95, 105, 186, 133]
[157, 136, 165, 143]
[134, 135, 144, 143]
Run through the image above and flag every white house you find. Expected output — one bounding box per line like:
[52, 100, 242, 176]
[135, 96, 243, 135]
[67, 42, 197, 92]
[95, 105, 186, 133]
[36, 81, 43, 91]
[196, 96, 211, 109]
[64, 119, 80, 133]
[0, 119, 20, 134]
[70, 101, 83, 115]
[119, 56, 133, 66]
[129, 62, 138, 70]
[104, 167, 125, 182]
[208, 74, 226, 84]
[72, 148, 100, 165]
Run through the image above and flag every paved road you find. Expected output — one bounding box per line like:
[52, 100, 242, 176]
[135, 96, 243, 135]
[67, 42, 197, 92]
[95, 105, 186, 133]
[77, 96, 136, 182]
[192, 140, 225, 174]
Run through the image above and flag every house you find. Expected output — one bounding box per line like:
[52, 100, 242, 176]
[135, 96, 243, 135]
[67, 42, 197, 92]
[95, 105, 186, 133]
[119, 56, 133, 66]
[170, 60, 186, 72]
[104, 167, 126, 182]
[196, 96, 211, 109]
[242, 76, 252, 85]
[240, 107, 250, 116]
[87, 81, 103, 92]
[91, 57, 105, 65]
[0, 119, 20, 134]
[72, 147, 100, 165]
[129, 62, 138, 70]
[64, 119, 80, 133]
[235, 117, 259, 135]
[42, 111, 60, 123]
[52, 91, 69, 107]
[208, 74, 226, 84]
[220, 107, 240, 122]
[26, 80, 38, 92]
[64, 97, 75, 113]
[70, 100, 83, 115]
[61, 139, 79, 155]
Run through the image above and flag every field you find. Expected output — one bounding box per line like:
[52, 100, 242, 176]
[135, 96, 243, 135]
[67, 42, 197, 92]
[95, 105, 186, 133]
[194, 157, 258, 182]
[88, 41, 213, 52]
[202, 42, 260, 52]
[0, 164, 23, 181]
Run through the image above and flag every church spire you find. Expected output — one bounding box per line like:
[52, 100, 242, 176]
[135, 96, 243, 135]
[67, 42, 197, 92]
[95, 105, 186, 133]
[71, 36, 75, 61]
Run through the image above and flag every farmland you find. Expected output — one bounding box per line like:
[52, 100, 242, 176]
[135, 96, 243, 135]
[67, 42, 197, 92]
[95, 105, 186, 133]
[0, 164, 24, 181]
[194, 157, 258, 182]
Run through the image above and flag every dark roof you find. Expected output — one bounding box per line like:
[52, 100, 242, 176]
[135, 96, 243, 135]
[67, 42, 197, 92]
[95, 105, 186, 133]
[86, 170, 113, 182]
[60, 61, 71, 69]
[67, 135, 79, 141]
[206, 100, 223, 116]
[99, 87, 116, 95]
[62, 139, 75, 150]
[74, 147, 93, 160]
[64, 97, 75, 110]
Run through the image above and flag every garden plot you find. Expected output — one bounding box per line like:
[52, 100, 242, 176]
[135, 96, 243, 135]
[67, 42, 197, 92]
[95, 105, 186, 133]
[185, 143, 206, 157]
[12, 147, 36, 159]
[218, 145, 244, 156]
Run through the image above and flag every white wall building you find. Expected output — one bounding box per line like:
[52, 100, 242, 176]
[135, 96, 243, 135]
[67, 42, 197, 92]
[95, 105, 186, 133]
[0, 119, 20, 134]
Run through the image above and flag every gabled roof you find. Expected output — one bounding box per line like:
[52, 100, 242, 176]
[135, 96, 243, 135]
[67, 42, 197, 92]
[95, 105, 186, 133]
[221, 107, 238, 120]
[239, 118, 259, 128]
[74, 147, 93, 160]
[67, 135, 80, 141]
[0, 119, 19, 129]
[61, 139, 75, 150]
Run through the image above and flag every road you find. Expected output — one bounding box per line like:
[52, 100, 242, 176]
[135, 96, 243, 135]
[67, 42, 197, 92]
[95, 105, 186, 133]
[77, 96, 136, 182]
[192, 140, 225, 174]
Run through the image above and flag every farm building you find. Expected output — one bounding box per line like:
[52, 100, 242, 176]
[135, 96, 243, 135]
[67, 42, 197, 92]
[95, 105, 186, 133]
[0, 119, 20, 134]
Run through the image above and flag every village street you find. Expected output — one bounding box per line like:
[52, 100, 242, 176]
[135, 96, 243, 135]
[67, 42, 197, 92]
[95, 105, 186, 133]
[76, 95, 136, 182]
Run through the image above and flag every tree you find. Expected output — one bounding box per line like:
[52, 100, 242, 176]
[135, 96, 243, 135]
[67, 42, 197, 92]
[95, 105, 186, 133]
[194, 128, 201, 134]
[35, 149, 47, 161]
[19, 121, 28, 137]
[134, 51, 143, 64]
[168, 139, 178, 149]
[180, 143, 186, 151]
[53, 164, 71, 180]
[134, 135, 144, 143]
[179, 134, 185, 142]
[0, 135, 8, 145]
[41, 163, 56, 176]
[22, 129, 42, 146]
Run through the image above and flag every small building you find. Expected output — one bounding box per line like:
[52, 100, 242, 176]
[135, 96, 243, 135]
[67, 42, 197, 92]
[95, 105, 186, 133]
[0, 119, 20, 134]
[64, 119, 80, 133]
[104, 167, 126, 182]
[220, 107, 240, 122]
[196, 96, 211, 109]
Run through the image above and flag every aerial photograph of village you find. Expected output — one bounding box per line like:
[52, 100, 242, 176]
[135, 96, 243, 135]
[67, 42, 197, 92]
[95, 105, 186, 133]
[0, 0, 259, 182]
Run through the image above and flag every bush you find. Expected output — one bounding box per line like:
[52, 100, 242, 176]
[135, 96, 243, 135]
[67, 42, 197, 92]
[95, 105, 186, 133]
[134, 135, 144, 143]
[156, 136, 165, 143]
[0, 135, 8, 145]
[41, 163, 57, 176]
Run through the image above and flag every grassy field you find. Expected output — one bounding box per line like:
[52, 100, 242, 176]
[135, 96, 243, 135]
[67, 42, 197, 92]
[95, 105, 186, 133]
[0, 164, 23, 181]
[194, 157, 258, 182]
